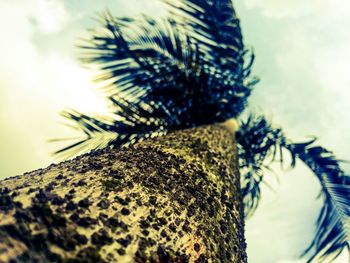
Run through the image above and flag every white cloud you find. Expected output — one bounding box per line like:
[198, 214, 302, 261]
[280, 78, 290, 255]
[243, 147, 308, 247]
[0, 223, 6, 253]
[270, 5, 350, 156]
[277, 260, 304, 263]
[31, 0, 69, 33]
[243, 0, 322, 18]
[0, 0, 107, 177]
[245, 164, 321, 263]
[0, 0, 165, 178]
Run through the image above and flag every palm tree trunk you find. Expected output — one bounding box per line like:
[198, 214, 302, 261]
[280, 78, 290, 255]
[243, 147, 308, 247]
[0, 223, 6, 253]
[0, 125, 246, 263]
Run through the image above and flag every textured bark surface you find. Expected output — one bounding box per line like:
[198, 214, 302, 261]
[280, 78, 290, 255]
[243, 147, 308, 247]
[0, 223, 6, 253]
[0, 125, 246, 263]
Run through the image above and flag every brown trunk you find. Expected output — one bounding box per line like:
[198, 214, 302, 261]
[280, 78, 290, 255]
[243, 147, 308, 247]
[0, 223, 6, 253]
[0, 125, 246, 263]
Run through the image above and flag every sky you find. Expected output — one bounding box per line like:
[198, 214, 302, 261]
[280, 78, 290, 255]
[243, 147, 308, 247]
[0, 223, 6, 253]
[0, 0, 349, 262]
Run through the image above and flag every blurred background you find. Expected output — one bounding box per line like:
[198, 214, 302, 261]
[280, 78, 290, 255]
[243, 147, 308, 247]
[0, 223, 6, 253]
[0, 0, 349, 262]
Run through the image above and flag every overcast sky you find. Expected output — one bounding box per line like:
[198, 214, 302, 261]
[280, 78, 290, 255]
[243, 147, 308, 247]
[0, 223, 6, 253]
[0, 0, 349, 262]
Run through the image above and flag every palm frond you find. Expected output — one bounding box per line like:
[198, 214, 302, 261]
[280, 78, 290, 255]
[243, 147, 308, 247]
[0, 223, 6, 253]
[81, 8, 255, 120]
[54, 7, 257, 159]
[237, 114, 350, 261]
[163, 0, 246, 69]
[53, 110, 118, 159]
[53, 97, 175, 159]
[236, 115, 285, 217]
[81, 11, 207, 102]
[285, 140, 350, 262]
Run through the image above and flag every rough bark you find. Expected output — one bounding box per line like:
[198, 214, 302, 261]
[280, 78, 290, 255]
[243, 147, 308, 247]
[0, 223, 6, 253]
[0, 125, 246, 263]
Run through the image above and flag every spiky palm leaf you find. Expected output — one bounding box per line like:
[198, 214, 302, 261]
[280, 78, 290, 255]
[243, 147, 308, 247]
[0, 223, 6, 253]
[80, 10, 255, 119]
[163, 0, 249, 73]
[56, 3, 256, 157]
[236, 115, 285, 218]
[163, 0, 257, 113]
[237, 115, 350, 262]
[53, 97, 178, 159]
[286, 140, 350, 262]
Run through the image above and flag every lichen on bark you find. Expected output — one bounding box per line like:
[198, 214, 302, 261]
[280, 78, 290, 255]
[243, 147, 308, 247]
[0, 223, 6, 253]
[0, 125, 246, 262]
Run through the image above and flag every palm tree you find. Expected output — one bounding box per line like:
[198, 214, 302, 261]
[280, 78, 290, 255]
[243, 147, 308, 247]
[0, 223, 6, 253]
[54, 0, 350, 262]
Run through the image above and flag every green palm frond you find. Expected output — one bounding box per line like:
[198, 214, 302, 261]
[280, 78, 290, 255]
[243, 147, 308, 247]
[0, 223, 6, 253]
[51, 110, 118, 159]
[237, 115, 350, 261]
[53, 97, 175, 159]
[286, 140, 350, 262]
[80, 12, 196, 100]
[236, 115, 285, 217]
[163, 0, 251, 74]
[80, 10, 255, 116]
[56, 5, 257, 158]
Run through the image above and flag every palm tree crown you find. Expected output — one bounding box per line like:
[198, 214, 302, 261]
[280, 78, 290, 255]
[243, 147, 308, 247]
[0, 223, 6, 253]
[53, 1, 350, 261]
